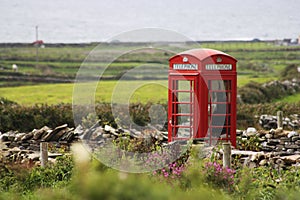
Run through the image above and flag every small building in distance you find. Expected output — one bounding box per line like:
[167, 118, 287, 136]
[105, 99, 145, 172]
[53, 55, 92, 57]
[32, 40, 45, 48]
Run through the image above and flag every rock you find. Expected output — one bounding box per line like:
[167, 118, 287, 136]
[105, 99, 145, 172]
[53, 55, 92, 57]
[74, 125, 84, 136]
[129, 129, 142, 138]
[33, 126, 51, 140]
[292, 136, 300, 142]
[236, 130, 243, 136]
[102, 133, 111, 138]
[269, 129, 276, 134]
[0, 134, 9, 142]
[265, 133, 273, 139]
[285, 144, 299, 149]
[88, 127, 103, 140]
[15, 133, 26, 141]
[51, 128, 70, 141]
[267, 139, 280, 145]
[287, 149, 295, 154]
[59, 129, 76, 142]
[292, 163, 300, 167]
[280, 137, 291, 143]
[104, 125, 114, 132]
[295, 140, 300, 145]
[275, 145, 284, 151]
[259, 159, 267, 166]
[288, 131, 298, 138]
[21, 132, 34, 141]
[8, 147, 21, 153]
[248, 161, 257, 168]
[244, 127, 257, 137]
[1, 131, 17, 142]
[281, 155, 300, 164]
[42, 124, 68, 141]
[275, 127, 283, 134]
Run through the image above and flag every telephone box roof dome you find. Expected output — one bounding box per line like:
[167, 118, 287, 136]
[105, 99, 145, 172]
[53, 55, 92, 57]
[170, 48, 237, 62]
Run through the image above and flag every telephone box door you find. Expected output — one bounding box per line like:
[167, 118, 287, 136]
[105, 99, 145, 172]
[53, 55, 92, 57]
[168, 75, 199, 142]
[206, 77, 236, 146]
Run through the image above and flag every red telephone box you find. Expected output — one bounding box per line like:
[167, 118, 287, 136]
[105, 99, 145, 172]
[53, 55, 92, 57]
[168, 48, 237, 147]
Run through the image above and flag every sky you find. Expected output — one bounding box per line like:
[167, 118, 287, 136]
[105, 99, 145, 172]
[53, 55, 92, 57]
[0, 0, 299, 42]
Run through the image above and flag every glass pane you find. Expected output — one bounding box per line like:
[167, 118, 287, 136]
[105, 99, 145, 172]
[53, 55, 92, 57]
[177, 115, 191, 125]
[211, 92, 227, 102]
[211, 127, 226, 137]
[177, 103, 192, 113]
[178, 80, 192, 90]
[211, 80, 225, 90]
[177, 128, 192, 138]
[212, 115, 226, 126]
[214, 104, 227, 114]
[177, 92, 192, 102]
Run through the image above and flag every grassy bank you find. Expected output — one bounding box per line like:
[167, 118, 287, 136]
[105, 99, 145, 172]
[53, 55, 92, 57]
[0, 81, 168, 105]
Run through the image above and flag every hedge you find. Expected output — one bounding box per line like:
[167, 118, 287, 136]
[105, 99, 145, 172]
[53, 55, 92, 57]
[1, 97, 300, 132]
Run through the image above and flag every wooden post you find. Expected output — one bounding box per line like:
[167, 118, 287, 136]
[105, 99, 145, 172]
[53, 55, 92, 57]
[40, 142, 48, 167]
[222, 142, 231, 169]
[277, 111, 283, 129]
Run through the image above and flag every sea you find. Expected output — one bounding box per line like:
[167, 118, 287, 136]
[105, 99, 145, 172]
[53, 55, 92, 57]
[0, 0, 299, 43]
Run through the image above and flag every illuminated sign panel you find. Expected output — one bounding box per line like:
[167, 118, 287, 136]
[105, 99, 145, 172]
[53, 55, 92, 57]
[173, 64, 198, 70]
[205, 64, 232, 70]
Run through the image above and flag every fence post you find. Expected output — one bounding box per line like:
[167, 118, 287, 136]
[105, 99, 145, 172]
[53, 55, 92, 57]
[222, 142, 231, 169]
[277, 111, 283, 129]
[40, 142, 48, 167]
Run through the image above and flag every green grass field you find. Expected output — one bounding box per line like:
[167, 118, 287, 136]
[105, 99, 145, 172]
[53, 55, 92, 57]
[0, 80, 168, 105]
[0, 75, 288, 105]
[275, 93, 300, 103]
[0, 41, 299, 105]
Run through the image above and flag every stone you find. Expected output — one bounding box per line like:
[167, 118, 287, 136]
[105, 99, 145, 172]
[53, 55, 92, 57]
[129, 129, 142, 138]
[15, 133, 26, 141]
[236, 130, 243, 136]
[51, 128, 70, 141]
[244, 127, 257, 137]
[281, 155, 300, 164]
[21, 132, 34, 141]
[33, 126, 51, 140]
[259, 159, 267, 166]
[9, 147, 21, 152]
[295, 140, 300, 145]
[287, 149, 295, 154]
[104, 125, 114, 132]
[269, 129, 276, 134]
[292, 136, 300, 142]
[74, 125, 84, 136]
[267, 139, 280, 145]
[265, 133, 273, 139]
[285, 144, 299, 149]
[42, 124, 68, 142]
[288, 131, 298, 138]
[248, 161, 257, 168]
[102, 133, 111, 138]
[0, 134, 9, 142]
[275, 145, 284, 151]
[275, 127, 283, 134]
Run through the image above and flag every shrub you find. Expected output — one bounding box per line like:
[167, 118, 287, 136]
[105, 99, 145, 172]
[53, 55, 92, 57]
[202, 161, 236, 192]
[0, 155, 74, 193]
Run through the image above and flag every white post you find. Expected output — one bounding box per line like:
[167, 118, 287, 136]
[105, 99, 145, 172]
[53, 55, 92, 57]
[40, 142, 48, 167]
[222, 142, 231, 169]
[277, 111, 283, 129]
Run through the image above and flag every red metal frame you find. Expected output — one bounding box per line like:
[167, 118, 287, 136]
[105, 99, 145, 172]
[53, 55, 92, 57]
[168, 75, 199, 141]
[168, 49, 237, 147]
